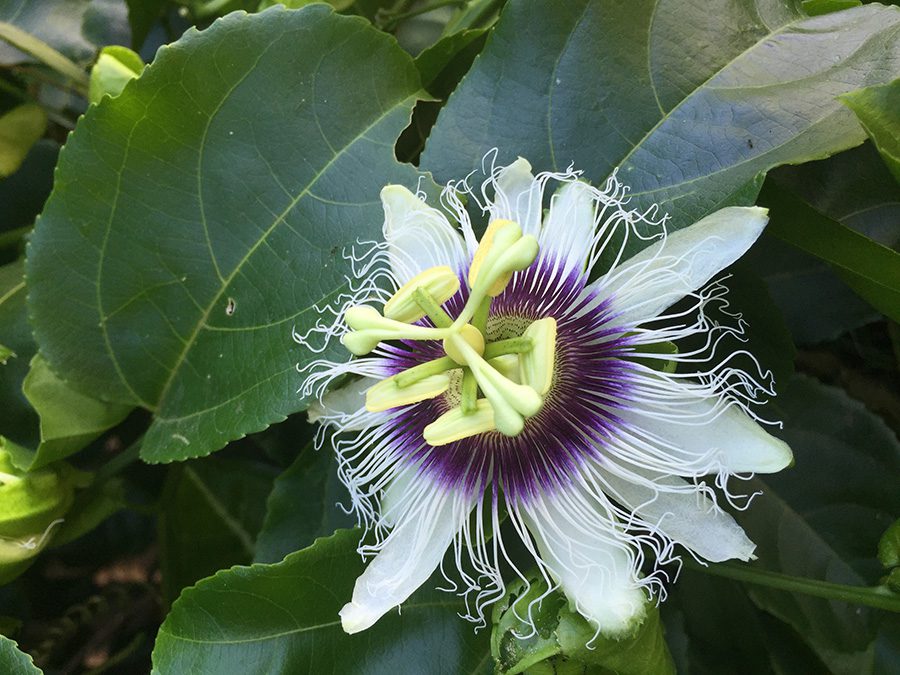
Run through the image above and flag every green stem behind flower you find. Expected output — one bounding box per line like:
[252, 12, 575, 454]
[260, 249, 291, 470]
[687, 559, 900, 613]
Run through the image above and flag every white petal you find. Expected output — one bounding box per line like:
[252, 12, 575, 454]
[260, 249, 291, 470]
[542, 180, 596, 275]
[599, 206, 768, 326]
[521, 488, 647, 635]
[307, 376, 378, 430]
[381, 185, 467, 284]
[340, 484, 470, 634]
[619, 385, 793, 474]
[489, 158, 542, 236]
[599, 468, 755, 562]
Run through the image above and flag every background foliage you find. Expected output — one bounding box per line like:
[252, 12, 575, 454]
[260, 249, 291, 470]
[0, 0, 897, 673]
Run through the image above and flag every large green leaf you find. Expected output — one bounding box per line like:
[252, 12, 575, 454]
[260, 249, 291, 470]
[422, 0, 900, 234]
[0, 635, 40, 674]
[759, 180, 900, 321]
[253, 442, 353, 564]
[27, 6, 429, 463]
[744, 143, 897, 343]
[840, 78, 900, 182]
[158, 457, 276, 603]
[152, 529, 492, 674]
[737, 375, 900, 672]
[663, 571, 829, 675]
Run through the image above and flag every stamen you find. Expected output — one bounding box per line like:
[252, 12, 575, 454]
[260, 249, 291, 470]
[383, 266, 460, 324]
[483, 336, 533, 359]
[393, 356, 457, 388]
[341, 305, 451, 355]
[461, 370, 478, 414]
[412, 287, 453, 328]
[488, 354, 521, 383]
[520, 318, 557, 396]
[468, 219, 522, 296]
[456, 236, 539, 328]
[424, 399, 496, 445]
[446, 332, 542, 436]
[366, 373, 450, 412]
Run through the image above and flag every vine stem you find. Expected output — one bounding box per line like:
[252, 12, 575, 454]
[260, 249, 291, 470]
[94, 435, 144, 483]
[685, 559, 900, 612]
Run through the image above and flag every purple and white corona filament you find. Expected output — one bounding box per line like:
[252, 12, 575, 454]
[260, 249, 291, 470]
[296, 156, 793, 637]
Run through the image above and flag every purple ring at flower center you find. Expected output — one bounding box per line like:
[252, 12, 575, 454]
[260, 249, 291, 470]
[378, 254, 639, 502]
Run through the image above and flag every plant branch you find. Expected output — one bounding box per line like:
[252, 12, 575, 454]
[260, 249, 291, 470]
[0, 21, 89, 93]
[686, 559, 900, 612]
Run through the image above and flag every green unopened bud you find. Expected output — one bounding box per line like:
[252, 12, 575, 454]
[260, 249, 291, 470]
[383, 266, 460, 324]
[0, 438, 89, 584]
[88, 46, 144, 105]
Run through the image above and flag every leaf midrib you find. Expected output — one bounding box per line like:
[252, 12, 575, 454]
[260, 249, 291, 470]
[157, 600, 463, 646]
[149, 91, 418, 413]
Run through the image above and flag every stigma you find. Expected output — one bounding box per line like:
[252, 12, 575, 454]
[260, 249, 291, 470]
[340, 218, 557, 444]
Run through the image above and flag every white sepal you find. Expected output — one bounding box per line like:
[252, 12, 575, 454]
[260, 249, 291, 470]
[381, 185, 467, 285]
[600, 468, 756, 562]
[521, 487, 648, 635]
[599, 206, 769, 326]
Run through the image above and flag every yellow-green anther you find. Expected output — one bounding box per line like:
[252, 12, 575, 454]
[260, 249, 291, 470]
[467, 219, 523, 296]
[461, 369, 478, 414]
[455, 235, 539, 328]
[341, 329, 384, 356]
[483, 336, 534, 359]
[366, 373, 450, 412]
[521, 318, 557, 396]
[424, 399, 496, 446]
[447, 333, 542, 436]
[488, 354, 521, 383]
[393, 356, 457, 388]
[383, 266, 460, 324]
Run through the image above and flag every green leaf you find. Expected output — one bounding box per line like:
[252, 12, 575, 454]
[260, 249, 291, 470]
[422, 0, 900, 238]
[0, 635, 40, 674]
[744, 144, 898, 343]
[879, 519, 900, 571]
[415, 28, 488, 92]
[802, 0, 862, 16]
[491, 572, 674, 675]
[0, 140, 58, 247]
[253, 442, 353, 564]
[12, 353, 132, 472]
[125, 0, 167, 50]
[664, 571, 828, 675]
[50, 476, 126, 548]
[0, 260, 38, 449]
[152, 529, 492, 674]
[0, 104, 46, 178]
[0, 20, 89, 88]
[27, 5, 430, 463]
[840, 79, 900, 182]
[88, 44, 143, 104]
[737, 375, 900, 671]
[158, 457, 276, 603]
[759, 180, 900, 321]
